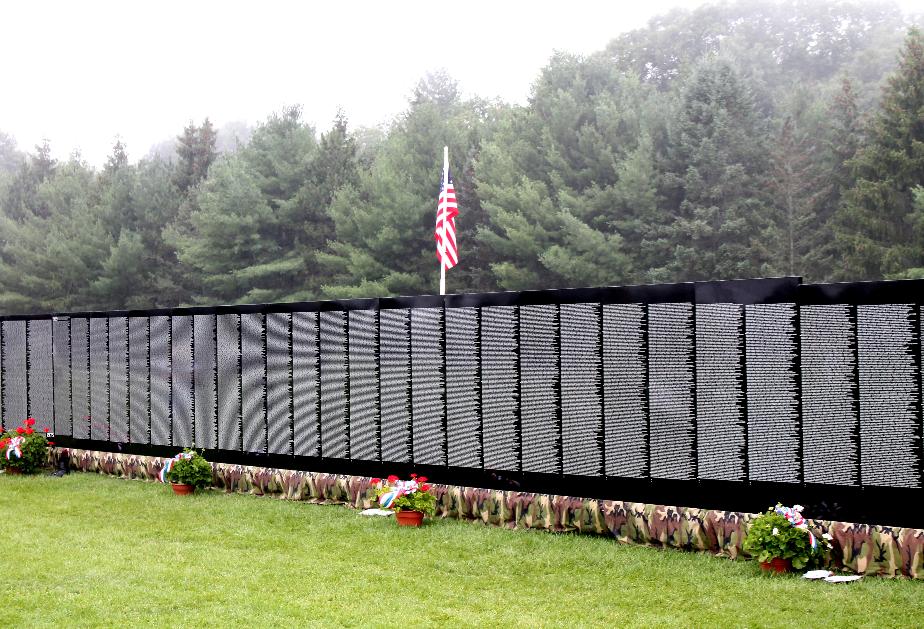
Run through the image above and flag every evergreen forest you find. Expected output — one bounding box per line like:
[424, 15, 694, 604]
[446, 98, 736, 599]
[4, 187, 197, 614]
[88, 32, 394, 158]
[1, 0, 923, 314]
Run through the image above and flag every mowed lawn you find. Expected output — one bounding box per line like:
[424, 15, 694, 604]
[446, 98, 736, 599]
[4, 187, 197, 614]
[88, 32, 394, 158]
[1, 474, 922, 628]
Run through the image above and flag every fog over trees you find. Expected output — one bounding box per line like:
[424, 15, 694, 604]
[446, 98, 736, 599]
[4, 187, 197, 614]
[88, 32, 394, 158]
[0, 0, 922, 313]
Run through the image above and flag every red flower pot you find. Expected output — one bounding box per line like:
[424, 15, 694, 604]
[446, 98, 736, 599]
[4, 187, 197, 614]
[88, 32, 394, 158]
[171, 483, 195, 495]
[760, 557, 792, 573]
[395, 510, 425, 527]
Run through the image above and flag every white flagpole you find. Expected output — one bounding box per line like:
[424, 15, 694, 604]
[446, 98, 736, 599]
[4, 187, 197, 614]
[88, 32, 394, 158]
[440, 145, 448, 296]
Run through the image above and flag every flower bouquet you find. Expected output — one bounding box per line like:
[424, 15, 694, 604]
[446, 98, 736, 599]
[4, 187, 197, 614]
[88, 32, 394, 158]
[160, 448, 213, 494]
[744, 504, 831, 572]
[372, 474, 436, 526]
[0, 418, 52, 474]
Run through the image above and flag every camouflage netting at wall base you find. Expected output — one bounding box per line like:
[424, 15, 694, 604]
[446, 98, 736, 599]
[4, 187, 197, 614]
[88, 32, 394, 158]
[50, 448, 924, 579]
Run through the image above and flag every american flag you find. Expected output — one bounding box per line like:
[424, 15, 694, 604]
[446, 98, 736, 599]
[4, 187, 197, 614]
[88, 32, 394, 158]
[435, 168, 458, 270]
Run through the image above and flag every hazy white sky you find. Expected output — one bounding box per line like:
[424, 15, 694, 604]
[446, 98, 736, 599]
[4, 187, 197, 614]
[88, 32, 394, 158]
[0, 0, 918, 166]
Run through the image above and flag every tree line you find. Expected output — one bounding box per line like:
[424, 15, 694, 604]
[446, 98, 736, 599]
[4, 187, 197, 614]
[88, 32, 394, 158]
[0, 0, 922, 314]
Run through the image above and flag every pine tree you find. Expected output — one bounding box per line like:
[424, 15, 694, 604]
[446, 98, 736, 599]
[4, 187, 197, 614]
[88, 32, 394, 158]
[96, 140, 135, 238]
[126, 157, 188, 306]
[0, 157, 111, 312]
[653, 59, 772, 281]
[2, 140, 58, 221]
[170, 155, 279, 304]
[0, 132, 23, 175]
[827, 78, 862, 200]
[173, 119, 217, 194]
[835, 27, 924, 279]
[767, 115, 821, 278]
[476, 54, 657, 289]
[174, 122, 199, 194]
[305, 110, 358, 212]
[287, 110, 358, 299]
[197, 118, 218, 175]
[242, 105, 317, 246]
[800, 77, 862, 281]
[475, 137, 563, 289]
[237, 105, 318, 302]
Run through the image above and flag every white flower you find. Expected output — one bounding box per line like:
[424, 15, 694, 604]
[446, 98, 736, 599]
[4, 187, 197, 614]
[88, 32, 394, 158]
[793, 505, 804, 512]
[772, 527, 779, 536]
[822, 533, 832, 540]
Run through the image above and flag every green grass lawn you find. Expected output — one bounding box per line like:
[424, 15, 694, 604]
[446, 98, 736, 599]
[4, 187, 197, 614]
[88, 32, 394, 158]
[1, 474, 921, 628]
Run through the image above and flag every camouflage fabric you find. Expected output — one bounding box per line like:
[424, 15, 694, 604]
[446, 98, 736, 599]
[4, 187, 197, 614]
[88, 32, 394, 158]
[49, 448, 923, 579]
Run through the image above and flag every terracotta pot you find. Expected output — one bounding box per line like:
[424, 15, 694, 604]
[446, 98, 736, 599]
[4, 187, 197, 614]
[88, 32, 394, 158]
[3, 466, 23, 475]
[171, 483, 195, 495]
[760, 557, 792, 573]
[395, 510, 425, 527]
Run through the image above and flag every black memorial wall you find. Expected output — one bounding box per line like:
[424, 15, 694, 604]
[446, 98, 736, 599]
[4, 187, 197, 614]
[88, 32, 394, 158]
[1, 277, 922, 526]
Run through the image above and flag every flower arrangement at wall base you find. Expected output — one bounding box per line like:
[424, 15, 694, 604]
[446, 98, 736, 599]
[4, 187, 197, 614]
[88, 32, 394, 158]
[0, 418, 52, 474]
[160, 449, 213, 494]
[373, 474, 436, 526]
[744, 504, 831, 573]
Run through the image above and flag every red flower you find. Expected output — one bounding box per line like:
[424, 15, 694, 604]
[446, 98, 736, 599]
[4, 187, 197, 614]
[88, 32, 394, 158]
[25, 428, 34, 435]
[25, 417, 36, 427]
[16, 427, 24, 435]
[420, 483, 431, 491]
[42, 427, 50, 433]
[386, 475, 399, 483]
[47, 441, 55, 446]
[417, 476, 428, 483]
[410, 473, 417, 479]
[370, 477, 381, 484]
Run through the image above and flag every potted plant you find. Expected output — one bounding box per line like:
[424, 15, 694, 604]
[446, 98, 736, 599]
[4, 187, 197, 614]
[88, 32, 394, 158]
[373, 474, 436, 526]
[744, 504, 830, 573]
[160, 448, 212, 495]
[0, 418, 52, 475]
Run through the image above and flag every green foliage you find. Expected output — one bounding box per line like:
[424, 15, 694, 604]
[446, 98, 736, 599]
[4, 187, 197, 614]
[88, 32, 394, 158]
[476, 56, 658, 289]
[744, 509, 826, 570]
[835, 27, 924, 280]
[0, 418, 50, 474]
[388, 489, 436, 516]
[170, 153, 278, 304]
[653, 59, 773, 282]
[0, 131, 24, 176]
[0, 156, 112, 313]
[165, 449, 213, 489]
[174, 119, 218, 194]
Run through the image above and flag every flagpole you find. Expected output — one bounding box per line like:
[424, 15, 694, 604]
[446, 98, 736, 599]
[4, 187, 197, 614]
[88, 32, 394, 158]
[440, 145, 448, 296]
